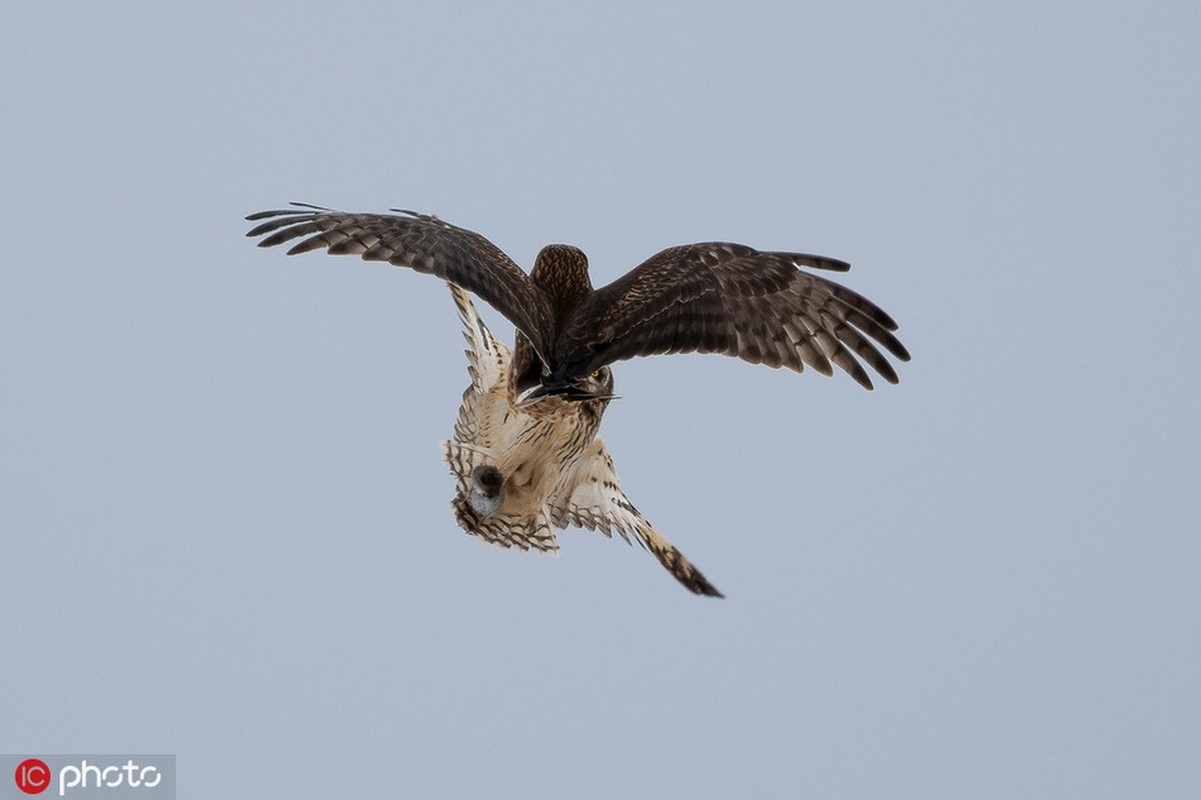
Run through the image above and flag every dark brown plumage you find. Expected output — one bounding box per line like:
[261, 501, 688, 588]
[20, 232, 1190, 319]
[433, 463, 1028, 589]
[245, 202, 910, 397]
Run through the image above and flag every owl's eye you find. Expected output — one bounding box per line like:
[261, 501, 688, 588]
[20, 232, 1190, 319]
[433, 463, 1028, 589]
[591, 370, 602, 379]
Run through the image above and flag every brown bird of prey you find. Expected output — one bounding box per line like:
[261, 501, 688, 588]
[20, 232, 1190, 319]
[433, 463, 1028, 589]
[245, 203, 910, 596]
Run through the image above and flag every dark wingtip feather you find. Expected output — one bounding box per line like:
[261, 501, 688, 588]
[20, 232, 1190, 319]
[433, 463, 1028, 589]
[776, 251, 852, 272]
[875, 359, 900, 385]
[680, 567, 724, 598]
[245, 202, 327, 222]
[848, 366, 875, 391]
[285, 235, 335, 256]
[246, 219, 293, 241]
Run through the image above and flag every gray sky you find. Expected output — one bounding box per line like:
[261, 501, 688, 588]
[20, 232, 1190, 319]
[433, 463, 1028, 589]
[3, 2, 1199, 798]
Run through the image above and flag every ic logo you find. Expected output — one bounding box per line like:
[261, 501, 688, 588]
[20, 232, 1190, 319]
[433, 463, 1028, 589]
[14, 759, 51, 795]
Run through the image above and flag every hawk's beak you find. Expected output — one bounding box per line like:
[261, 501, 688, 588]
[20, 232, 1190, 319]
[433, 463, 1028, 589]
[514, 382, 617, 407]
[514, 383, 554, 407]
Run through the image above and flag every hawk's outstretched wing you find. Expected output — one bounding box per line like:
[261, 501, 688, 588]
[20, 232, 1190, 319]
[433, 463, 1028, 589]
[559, 243, 911, 390]
[246, 203, 554, 363]
[248, 204, 909, 391]
[551, 438, 722, 597]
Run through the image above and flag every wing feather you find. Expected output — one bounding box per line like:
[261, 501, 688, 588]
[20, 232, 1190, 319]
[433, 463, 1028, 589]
[560, 243, 910, 389]
[448, 284, 510, 394]
[246, 203, 553, 360]
[551, 438, 723, 597]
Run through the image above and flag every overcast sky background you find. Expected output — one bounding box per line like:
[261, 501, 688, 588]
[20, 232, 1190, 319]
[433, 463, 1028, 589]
[3, 2, 1199, 798]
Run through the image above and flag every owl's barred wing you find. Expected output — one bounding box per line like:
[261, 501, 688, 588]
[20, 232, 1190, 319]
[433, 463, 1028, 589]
[565, 243, 910, 390]
[552, 439, 723, 597]
[448, 284, 510, 395]
[246, 203, 553, 361]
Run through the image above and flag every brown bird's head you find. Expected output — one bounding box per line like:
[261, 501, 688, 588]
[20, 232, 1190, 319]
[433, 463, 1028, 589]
[514, 363, 615, 407]
[511, 243, 613, 405]
[530, 244, 593, 311]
